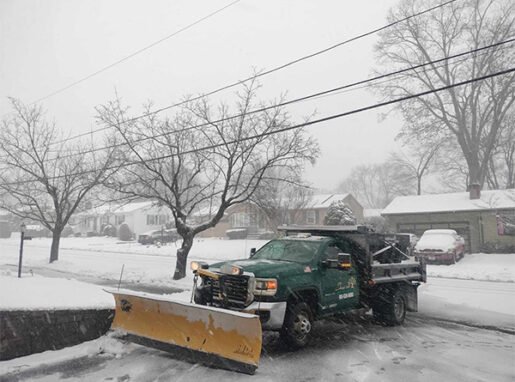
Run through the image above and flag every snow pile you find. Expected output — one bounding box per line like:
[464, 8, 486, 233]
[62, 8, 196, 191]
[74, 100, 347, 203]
[0, 335, 132, 376]
[427, 253, 515, 282]
[0, 270, 114, 310]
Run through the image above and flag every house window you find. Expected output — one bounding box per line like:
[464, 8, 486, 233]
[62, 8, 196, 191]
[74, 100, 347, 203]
[116, 215, 125, 225]
[147, 214, 167, 226]
[158, 215, 168, 225]
[306, 210, 316, 225]
[146, 215, 156, 225]
[231, 212, 250, 228]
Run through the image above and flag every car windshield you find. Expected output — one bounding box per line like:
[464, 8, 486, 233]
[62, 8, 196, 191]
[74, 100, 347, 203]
[417, 234, 455, 248]
[252, 239, 320, 263]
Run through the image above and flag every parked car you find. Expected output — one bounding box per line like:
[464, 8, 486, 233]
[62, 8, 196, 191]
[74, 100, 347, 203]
[25, 224, 51, 238]
[138, 228, 179, 245]
[414, 229, 465, 265]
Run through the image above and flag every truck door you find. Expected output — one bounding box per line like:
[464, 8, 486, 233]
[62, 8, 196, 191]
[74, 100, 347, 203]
[319, 242, 359, 314]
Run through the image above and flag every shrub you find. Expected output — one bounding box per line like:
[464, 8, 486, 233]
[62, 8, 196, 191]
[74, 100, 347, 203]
[324, 200, 356, 225]
[118, 223, 133, 241]
[103, 224, 117, 237]
[479, 242, 515, 254]
[62, 225, 74, 237]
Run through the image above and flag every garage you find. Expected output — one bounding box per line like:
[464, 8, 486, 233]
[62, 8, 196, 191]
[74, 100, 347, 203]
[381, 189, 515, 253]
[397, 222, 471, 253]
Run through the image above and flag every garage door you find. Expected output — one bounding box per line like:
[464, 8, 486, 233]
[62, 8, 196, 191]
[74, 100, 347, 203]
[397, 222, 471, 253]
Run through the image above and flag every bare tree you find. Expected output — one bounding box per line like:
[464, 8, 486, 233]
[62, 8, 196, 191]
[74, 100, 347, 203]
[486, 109, 515, 189]
[389, 143, 440, 195]
[97, 82, 319, 279]
[250, 168, 314, 231]
[0, 99, 118, 263]
[434, 143, 471, 192]
[338, 161, 415, 208]
[374, 0, 515, 189]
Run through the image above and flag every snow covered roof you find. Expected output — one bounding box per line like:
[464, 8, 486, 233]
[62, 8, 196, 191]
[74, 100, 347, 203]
[382, 189, 515, 215]
[115, 201, 155, 213]
[76, 201, 163, 216]
[306, 194, 350, 209]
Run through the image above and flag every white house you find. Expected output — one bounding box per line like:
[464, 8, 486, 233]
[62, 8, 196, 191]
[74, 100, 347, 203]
[75, 201, 173, 237]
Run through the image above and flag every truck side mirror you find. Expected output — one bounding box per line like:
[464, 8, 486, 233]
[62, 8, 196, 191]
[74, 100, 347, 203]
[250, 248, 256, 258]
[337, 253, 352, 270]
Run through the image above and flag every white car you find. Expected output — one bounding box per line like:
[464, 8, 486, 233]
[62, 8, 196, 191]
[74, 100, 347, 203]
[414, 229, 465, 265]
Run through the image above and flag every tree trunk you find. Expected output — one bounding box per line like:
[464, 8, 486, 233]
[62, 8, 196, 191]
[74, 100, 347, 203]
[464, 151, 484, 189]
[417, 177, 422, 195]
[173, 233, 194, 280]
[49, 229, 61, 263]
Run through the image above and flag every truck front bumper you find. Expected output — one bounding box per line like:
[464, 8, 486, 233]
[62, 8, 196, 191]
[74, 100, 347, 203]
[243, 301, 287, 330]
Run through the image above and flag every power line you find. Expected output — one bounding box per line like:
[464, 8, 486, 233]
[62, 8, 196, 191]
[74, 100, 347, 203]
[31, 0, 242, 105]
[48, 0, 460, 146]
[29, 38, 515, 163]
[3, 65, 514, 187]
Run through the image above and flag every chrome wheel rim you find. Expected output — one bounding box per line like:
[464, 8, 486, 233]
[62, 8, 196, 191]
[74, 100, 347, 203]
[293, 312, 311, 339]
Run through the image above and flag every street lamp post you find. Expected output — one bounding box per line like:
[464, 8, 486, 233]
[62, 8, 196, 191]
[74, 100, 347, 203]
[18, 222, 26, 278]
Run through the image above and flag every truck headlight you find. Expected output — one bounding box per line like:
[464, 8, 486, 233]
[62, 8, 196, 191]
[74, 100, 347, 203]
[253, 278, 278, 296]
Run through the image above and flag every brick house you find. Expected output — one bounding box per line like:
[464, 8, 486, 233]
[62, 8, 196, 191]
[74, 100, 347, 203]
[196, 193, 364, 238]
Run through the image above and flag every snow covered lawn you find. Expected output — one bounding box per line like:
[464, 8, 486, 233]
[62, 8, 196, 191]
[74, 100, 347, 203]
[426, 253, 515, 282]
[0, 270, 114, 311]
[0, 236, 268, 291]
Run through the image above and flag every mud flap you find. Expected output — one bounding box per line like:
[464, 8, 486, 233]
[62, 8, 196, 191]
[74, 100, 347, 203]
[400, 284, 418, 312]
[108, 290, 262, 374]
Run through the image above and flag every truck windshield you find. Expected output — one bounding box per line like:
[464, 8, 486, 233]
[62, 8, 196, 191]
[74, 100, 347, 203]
[253, 240, 320, 263]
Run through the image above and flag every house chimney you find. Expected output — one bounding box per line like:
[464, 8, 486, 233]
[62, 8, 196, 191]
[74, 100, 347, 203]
[469, 183, 481, 200]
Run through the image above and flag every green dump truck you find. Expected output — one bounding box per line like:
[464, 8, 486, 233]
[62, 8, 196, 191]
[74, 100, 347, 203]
[192, 225, 426, 348]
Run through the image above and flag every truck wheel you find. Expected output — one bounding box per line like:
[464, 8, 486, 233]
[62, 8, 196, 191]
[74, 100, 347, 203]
[280, 302, 313, 349]
[373, 290, 406, 326]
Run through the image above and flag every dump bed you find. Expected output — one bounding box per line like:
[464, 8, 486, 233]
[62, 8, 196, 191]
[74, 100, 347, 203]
[279, 225, 426, 285]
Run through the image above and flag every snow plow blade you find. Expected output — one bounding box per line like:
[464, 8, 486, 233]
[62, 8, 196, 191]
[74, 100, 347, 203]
[109, 290, 262, 374]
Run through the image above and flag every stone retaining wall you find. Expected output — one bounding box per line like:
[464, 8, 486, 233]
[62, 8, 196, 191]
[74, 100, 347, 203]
[0, 309, 114, 360]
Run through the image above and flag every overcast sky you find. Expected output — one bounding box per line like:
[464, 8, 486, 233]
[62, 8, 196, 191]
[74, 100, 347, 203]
[0, 0, 403, 190]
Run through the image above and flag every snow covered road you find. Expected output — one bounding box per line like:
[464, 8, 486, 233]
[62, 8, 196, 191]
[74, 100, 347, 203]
[2, 313, 513, 382]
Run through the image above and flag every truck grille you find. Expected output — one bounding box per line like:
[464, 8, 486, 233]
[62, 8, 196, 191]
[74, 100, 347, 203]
[203, 274, 250, 308]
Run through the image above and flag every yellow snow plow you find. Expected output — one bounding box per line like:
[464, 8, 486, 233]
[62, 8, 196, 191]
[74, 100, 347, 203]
[108, 290, 262, 374]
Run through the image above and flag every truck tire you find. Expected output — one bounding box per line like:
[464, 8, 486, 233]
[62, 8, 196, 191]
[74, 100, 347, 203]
[280, 302, 314, 348]
[373, 290, 406, 326]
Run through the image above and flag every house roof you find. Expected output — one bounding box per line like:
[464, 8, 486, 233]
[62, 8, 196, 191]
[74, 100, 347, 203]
[76, 201, 162, 216]
[382, 189, 515, 215]
[115, 201, 154, 213]
[306, 194, 350, 209]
